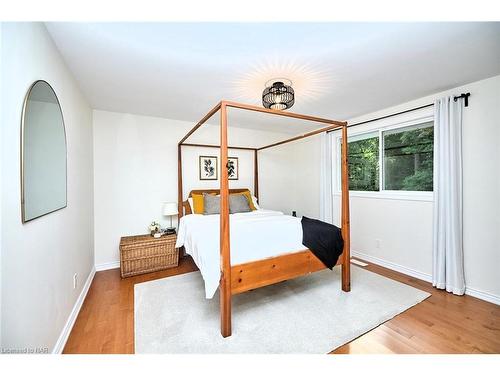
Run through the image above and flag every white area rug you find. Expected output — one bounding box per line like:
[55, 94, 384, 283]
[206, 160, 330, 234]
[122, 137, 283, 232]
[135, 266, 430, 353]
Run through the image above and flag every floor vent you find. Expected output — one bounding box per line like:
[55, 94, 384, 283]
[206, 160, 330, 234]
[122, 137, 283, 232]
[351, 258, 368, 267]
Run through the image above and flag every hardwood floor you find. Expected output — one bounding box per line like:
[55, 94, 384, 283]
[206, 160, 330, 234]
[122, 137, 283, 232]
[334, 261, 500, 354]
[63, 256, 500, 354]
[63, 257, 198, 354]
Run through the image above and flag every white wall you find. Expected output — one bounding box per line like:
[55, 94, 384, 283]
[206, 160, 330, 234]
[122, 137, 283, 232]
[258, 142, 296, 215]
[258, 136, 322, 219]
[1, 23, 94, 351]
[92, 110, 289, 267]
[328, 75, 500, 303]
[292, 136, 322, 219]
[181, 146, 255, 194]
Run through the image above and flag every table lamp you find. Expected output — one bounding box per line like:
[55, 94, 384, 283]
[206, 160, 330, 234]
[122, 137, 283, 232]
[162, 202, 178, 234]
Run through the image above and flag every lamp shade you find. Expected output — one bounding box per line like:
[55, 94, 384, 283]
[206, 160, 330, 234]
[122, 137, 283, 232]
[162, 202, 178, 216]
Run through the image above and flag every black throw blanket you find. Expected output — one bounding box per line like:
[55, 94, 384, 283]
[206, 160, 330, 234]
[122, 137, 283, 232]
[301, 216, 344, 269]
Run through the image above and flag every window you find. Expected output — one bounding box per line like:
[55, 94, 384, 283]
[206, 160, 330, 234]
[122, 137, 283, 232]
[338, 120, 434, 194]
[383, 123, 433, 191]
[346, 133, 379, 191]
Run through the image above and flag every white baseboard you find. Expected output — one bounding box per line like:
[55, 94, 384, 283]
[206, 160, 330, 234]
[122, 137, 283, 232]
[351, 251, 432, 283]
[52, 267, 96, 354]
[95, 260, 120, 272]
[465, 286, 500, 305]
[352, 251, 499, 306]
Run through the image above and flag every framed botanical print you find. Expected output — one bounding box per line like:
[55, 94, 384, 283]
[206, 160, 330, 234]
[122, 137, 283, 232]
[227, 157, 239, 180]
[199, 156, 218, 180]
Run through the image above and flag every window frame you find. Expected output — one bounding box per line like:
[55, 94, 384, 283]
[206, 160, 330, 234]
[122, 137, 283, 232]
[333, 114, 434, 202]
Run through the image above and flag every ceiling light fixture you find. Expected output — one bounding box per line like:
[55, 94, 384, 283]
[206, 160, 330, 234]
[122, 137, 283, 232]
[262, 78, 294, 110]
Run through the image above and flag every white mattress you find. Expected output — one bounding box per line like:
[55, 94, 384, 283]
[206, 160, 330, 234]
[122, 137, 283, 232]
[175, 209, 305, 298]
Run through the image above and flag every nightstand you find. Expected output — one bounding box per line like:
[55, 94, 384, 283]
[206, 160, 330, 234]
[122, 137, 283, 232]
[119, 233, 178, 278]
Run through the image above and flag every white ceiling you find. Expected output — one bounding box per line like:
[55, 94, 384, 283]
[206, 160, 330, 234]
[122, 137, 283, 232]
[46, 22, 500, 133]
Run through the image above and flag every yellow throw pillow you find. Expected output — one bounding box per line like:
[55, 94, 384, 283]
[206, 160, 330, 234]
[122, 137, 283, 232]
[192, 193, 216, 214]
[231, 191, 256, 211]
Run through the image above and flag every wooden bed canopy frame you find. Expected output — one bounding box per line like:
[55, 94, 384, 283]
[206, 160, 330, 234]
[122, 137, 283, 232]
[177, 100, 351, 338]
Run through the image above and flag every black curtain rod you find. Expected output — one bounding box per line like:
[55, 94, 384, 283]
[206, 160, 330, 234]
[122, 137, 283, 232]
[454, 92, 470, 107]
[328, 92, 470, 132]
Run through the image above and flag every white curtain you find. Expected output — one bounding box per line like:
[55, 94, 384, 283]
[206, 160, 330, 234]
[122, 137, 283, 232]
[319, 132, 333, 223]
[433, 96, 466, 295]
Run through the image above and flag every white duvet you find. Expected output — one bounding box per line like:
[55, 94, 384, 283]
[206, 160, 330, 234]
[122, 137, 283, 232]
[175, 209, 305, 298]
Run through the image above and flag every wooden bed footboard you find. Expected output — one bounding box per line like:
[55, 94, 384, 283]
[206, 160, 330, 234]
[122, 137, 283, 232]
[230, 249, 337, 295]
[221, 249, 348, 336]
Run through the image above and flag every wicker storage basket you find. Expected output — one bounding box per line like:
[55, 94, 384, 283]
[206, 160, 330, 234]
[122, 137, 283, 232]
[119, 234, 179, 278]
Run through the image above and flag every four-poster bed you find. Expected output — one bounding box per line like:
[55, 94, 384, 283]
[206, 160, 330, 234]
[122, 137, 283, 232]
[177, 101, 351, 338]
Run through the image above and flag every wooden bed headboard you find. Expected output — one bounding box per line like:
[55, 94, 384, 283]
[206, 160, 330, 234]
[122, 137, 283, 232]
[182, 188, 250, 215]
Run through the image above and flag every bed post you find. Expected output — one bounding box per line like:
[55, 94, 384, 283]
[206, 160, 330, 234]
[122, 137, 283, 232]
[254, 149, 259, 200]
[340, 123, 351, 292]
[220, 102, 232, 337]
[178, 143, 183, 219]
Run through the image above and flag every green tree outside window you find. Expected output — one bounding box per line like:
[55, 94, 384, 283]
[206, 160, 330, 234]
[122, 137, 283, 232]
[343, 122, 433, 192]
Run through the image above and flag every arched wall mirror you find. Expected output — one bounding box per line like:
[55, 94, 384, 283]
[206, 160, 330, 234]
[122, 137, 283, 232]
[21, 80, 67, 223]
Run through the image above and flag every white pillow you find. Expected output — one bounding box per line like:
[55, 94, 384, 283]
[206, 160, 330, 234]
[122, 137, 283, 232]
[187, 197, 194, 213]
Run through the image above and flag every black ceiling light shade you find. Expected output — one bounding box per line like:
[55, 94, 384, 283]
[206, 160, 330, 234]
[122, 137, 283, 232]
[262, 80, 295, 110]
